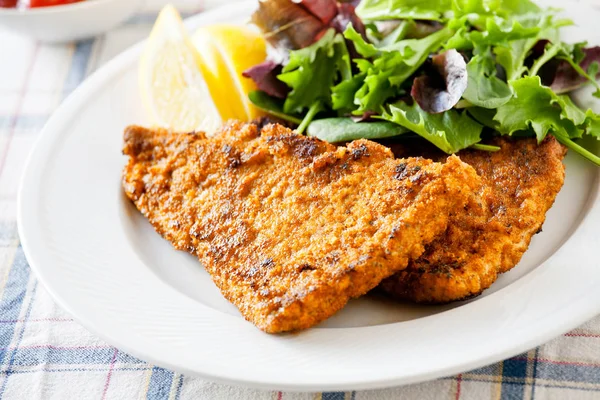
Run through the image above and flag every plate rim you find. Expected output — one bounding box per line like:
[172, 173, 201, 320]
[16, 0, 600, 391]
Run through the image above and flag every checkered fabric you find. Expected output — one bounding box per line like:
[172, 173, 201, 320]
[2, 0, 600, 398]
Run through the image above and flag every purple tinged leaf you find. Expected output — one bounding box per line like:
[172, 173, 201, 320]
[543, 46, 600, 94]
[330, 3, 366, 36]
[531, 39, 551, 59]
[350, 111, 378, 122]
[251, 0, 326, 51]
[242, 61, 290, 99]
[251, 0, 366, 55]
[341, 0, 361, 7]
[296, 0, 364, 35]
[411, 49, 468, 114]
[294, 0, 338, 24]
[330, 2, 368, 60]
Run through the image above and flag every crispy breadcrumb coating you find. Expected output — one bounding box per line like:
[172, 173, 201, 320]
[380, 136, 566, 303]
[122, 122, 480, 332]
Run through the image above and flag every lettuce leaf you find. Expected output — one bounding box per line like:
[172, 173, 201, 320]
[332, 73, 366, 112]
[278, 30, 346, 114]
[446, 14, 546, 51]
[352, 55, 401, 113]
[247, 0, 600, 165]
[380, 102, 483, 153]
[494, 76, 579, 141]
[493, 76, 600, 141]
[382, 27, 453, 85]
[497, 0, 541, 15]
[543, 46, 600, 94]
[357, 0, 541, 22]
[493, 12, 571, 81]
[344, 24, 380, 57]
[307, 118, 409, 142]
[452, 0, 540, 18]
[251, 0, 326, 52]
[462, 47, 512, 108]
[341, 26, 453, 113]
[356, 0, 450, 21]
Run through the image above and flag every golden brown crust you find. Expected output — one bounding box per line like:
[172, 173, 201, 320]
[379, 136, 567, 303]
[122, 122, 480, 332]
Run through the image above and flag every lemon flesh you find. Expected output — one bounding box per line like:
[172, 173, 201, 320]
[139, 5, 221, 134]
[192, 24, 268, 121]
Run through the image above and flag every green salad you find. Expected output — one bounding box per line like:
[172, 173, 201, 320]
[242, 0, 600, 165]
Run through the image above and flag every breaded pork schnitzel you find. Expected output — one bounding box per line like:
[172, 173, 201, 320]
[122, 121, 480, 332]
[379, 136, 567, 303]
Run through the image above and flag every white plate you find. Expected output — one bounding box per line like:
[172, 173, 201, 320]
[17, 0, 600, 392]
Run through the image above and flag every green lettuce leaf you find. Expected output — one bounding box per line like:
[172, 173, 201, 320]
[467, 107, 501, 130]
[452, 0, 540, 18]
[556, 94, 586, 128]
[584, 109, 600, 138]
[494, 41, 531, 82]
[476, 17, 541, 44]
[493, 76, 600, 164]
[278, 29, 345, 114]
[344, 25, 380, 58]
[494, 13, 571, 81]
[381, 27, 453, 85]
[446, 16, 542, 51]
[494, 76, 582, 141]
[463, 47, 513, 108]
[307, 118, 409, 142]
[356, 0, 450, 21]
[561, 96, 600, 139]
[352, 55, 400, 113]
[342, 26, 452, 113]
[357, 0, 540, 22]
[332, 73, 366, 113]
[378, 20, 414, 47]
[380, 102, 483, 153]
[497, 0, 541, 15]
[334, 34, 352, 82]
[247, 90, 303, 124]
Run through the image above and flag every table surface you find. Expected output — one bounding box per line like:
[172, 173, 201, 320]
[2, 0, 600, 399]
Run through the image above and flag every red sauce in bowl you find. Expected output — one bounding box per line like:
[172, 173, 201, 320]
[1, 0, 84, 8]
[0, 0, 18, 7]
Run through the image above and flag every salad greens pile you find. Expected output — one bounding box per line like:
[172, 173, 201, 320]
[243, 0, 600, 165]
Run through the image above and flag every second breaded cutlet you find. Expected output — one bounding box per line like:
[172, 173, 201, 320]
[379, 136, 567, 303]
[122, 121, 480, 332]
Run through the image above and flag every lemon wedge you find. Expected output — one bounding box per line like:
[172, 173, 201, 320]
[139, 5, 221, 134]
[191, 25, 268, 121]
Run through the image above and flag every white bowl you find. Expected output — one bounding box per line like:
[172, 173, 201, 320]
[0, 0, 144, 43]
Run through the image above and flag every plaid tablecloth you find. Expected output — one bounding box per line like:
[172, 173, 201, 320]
[1, 0, 600, 398]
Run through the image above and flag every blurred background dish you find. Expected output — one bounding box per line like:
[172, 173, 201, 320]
[0, 0, 144, 42]
[1, 0, 85, 8]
